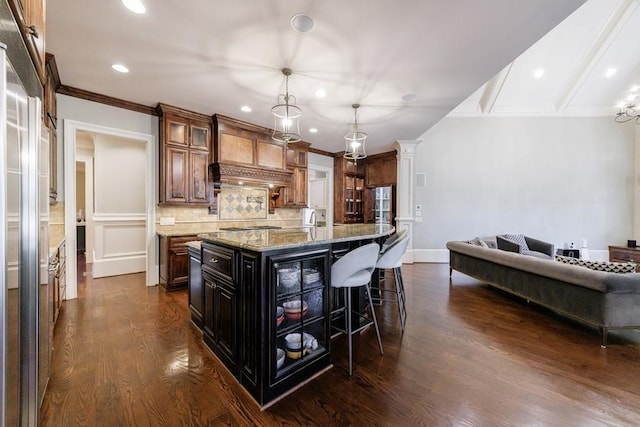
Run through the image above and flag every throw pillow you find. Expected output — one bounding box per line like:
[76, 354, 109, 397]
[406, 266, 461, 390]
[555, 255, 579, 265]
[466, 237, 489, 248]
[574, 259, 636, 274]
[502, 233, 529, 251]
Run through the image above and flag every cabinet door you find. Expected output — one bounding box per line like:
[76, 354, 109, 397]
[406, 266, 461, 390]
[165, 116, 188, 146]
[168, 247, 189, 285]
[26, 0, 45, 74]
[214, 280, 238, 367]
[189, 150, 208, 204]
[189, 121, 210, 151]
[189, 251, 203, 326]
[164, 146, 188, 203]
[204, 273, 215, 339]
[240, 254, 259, 387]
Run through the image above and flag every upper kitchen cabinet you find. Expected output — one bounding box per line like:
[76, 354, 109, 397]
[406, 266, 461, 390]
[276, 142, 309, 208]
[365, 151, 396, 188]
[210, 115, 291, 188]
[157, 103, 212, 205]
[334, 156, 365, 224]
[44, 54, 59, 202]
[8, 0, 46, 82]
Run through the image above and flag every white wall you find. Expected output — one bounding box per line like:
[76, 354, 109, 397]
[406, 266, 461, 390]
[414, 116, 636, 256]
[56, 95, 158, 202]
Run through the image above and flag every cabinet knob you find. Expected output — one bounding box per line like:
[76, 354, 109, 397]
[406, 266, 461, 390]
[27, 25, 39, 38]
[209, 258, 218, 264]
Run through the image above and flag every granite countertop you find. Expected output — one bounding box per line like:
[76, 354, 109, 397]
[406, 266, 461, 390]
[185, 240, 202, 250]
[198, 224, 394, 252]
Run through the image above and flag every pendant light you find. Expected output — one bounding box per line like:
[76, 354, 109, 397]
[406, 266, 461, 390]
[271, 68, 302, 144]
[344, 103, 367, 160]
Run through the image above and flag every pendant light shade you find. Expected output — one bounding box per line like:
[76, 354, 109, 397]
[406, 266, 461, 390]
[271, 68, 302, 144]
[344, 103, 367, 160]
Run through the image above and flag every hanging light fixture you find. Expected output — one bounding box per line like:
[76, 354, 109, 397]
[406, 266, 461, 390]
[272, 68, 302, 144]
[615, 92, 640, 124]
[344, 103, 367, 160]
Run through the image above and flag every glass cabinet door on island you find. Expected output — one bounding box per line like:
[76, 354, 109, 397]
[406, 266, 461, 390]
[270, 250, 329, 384]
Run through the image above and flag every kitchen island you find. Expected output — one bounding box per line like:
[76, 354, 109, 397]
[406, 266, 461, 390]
[196, 223, 394, 408]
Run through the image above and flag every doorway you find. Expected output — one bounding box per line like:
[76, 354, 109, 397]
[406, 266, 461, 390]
[63, 120, 156, 301]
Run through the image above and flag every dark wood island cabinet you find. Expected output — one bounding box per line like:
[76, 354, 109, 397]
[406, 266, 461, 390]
[197, 224, 393, 408]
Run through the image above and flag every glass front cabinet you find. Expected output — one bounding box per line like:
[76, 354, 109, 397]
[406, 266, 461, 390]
[202, 241, 331, 408]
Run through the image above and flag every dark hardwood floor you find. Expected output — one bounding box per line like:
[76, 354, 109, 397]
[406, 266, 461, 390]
[40, 262, 640, 426]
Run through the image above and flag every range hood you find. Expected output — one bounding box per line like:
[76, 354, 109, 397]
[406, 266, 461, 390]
[209, 114, 293, 187]
[208, 162, 292, 187]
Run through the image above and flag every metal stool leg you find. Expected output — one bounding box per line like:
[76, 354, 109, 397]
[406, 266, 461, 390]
[394, 267, 407, 331]
[346, 287, 353, 376]
[365, 283, 384, 355]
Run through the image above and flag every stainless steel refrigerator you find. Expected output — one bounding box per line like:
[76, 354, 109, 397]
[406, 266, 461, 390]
[0, 39, 49, 426]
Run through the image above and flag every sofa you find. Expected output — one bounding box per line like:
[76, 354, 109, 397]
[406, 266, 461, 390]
[447, 240, 640, 346]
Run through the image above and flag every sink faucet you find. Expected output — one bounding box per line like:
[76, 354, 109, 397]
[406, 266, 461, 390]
[310, 210, 317, 226]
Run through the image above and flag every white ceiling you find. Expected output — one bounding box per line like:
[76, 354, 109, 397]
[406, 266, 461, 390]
[47, 0, 590, 155]
[452, 0, 640, 119]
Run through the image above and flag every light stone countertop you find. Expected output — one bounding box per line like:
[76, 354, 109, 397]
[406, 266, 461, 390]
[198, 224, 394, 252]
[185, 241, 202, 250]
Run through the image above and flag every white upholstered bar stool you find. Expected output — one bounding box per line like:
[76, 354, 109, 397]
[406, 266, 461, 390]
[331, 243, 383, 376]
[375, 231, 410, 331]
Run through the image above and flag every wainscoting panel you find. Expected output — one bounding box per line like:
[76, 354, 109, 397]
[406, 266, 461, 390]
[92, 214, 146, 278]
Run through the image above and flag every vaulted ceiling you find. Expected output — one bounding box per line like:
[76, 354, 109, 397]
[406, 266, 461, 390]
[47, 0, 590, 154]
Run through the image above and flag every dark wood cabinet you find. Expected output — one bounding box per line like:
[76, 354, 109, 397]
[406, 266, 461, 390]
[7, 0, 46, 82]
[159, 234, 198, 291]
[277, 142, 309, 208]
[334, 157, 365, 224]
[202, 244, 239, 374]
[188, 244, 203, 328]
[157, 104, 212, 205]
[44, 54, 60, 203]
[609, 246, 640, 271]
[201, 240, 331, 407]
[365, 151, 397, 188]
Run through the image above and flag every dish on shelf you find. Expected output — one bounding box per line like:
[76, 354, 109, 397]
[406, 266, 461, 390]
[302, 268, 321, 284]
[278, 268, 299, 288]
[276, 348, 285, 369]
[276, 306, 285, 326]
[285, 347, 308, 360]
[283, 300, 309, 320]
[284, 332, 317, 351]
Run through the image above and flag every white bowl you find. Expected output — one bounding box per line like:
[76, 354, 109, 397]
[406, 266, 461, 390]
[285, 332, 315, 350]
[278, 268, 299, 287]
[276, 348, 285, 369]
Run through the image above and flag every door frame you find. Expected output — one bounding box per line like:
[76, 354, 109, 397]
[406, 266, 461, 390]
[63, 119, 157, 299]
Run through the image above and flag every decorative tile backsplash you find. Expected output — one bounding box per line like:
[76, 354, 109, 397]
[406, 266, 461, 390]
[219, 186, 268, 220]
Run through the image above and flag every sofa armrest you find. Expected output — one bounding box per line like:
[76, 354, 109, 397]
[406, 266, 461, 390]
[525, 236, 555, 258]
[496, 235, 522, 253]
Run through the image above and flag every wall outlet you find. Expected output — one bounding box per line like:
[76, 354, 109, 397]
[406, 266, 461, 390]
[160, 217, 175, 226]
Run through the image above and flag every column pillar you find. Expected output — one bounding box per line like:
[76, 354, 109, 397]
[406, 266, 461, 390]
[392, 139, 422, 264]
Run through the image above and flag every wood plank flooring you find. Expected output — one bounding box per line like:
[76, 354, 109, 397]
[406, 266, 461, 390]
[40, 261, 640, 426]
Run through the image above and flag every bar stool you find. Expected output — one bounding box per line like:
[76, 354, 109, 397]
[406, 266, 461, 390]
[375, 232, 409, 331]
[331, 243, 383, 376]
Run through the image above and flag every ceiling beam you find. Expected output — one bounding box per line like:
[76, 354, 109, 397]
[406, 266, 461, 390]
[555, 0, 639, 112]
[479, 63, 513, 114]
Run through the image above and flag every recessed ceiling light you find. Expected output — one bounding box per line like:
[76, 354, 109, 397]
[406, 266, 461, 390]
[241, 106, 252, 112]
[122, 0, 145, 14]
[533, 68, 545, 79]
[309, 128, 318, 133]
[290, 14, 315, 33]
[315, 89, 326, 98]
[605, 68, 617, 78]
[112, 64, 129, 73]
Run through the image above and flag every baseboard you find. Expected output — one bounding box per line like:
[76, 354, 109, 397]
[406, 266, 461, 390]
[92, 255, 146, 278]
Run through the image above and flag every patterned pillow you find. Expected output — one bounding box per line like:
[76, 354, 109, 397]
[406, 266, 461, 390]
[466, 237, 489, 248]
[555, 255, 579, 265]
[556, 255, 635, 273]
[502, 234, 529, 252]
[574, 259, 636, 274]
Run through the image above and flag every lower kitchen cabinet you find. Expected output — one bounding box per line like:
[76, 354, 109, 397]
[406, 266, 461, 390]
[159, 234, 198, 291]
[187, 242, 203, 328]
[201, 240, 331, 407]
